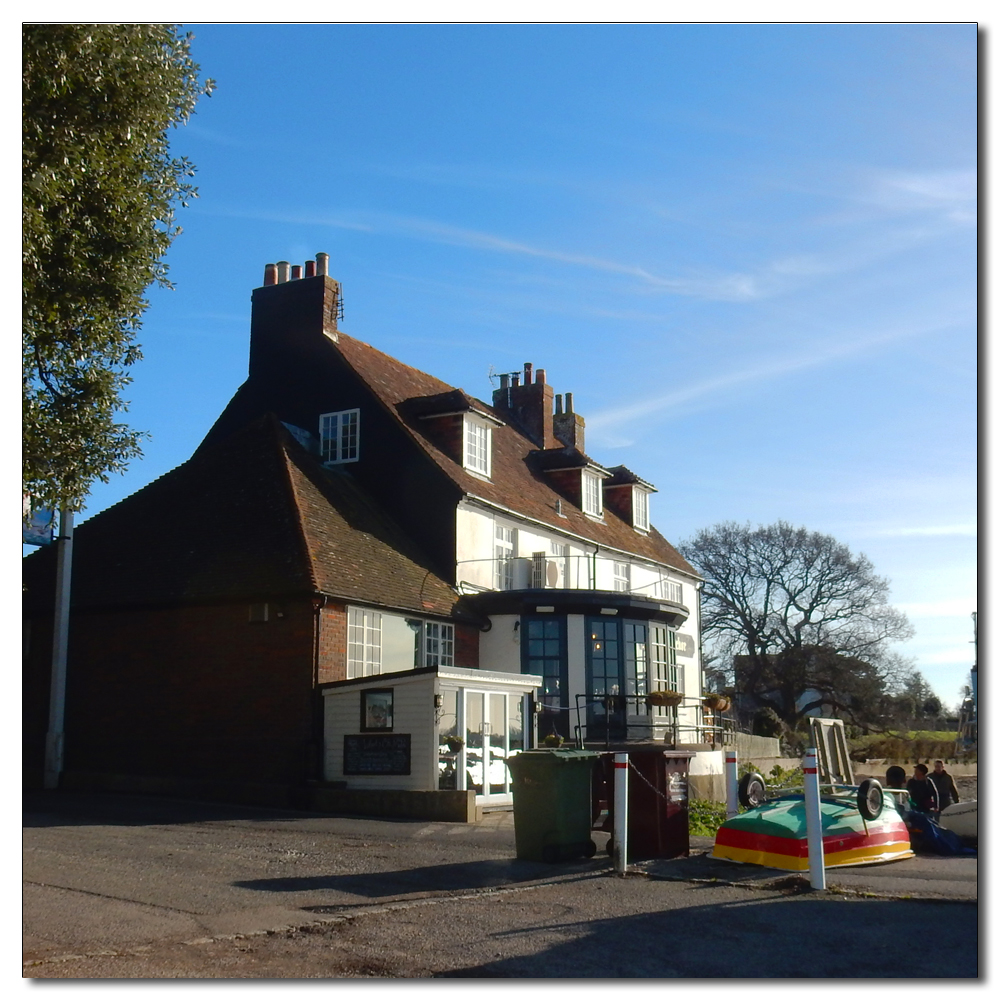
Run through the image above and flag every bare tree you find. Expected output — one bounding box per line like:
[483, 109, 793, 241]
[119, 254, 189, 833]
[679, 521, 914, 730]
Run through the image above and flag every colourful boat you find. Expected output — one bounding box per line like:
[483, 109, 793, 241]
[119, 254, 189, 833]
[711, 780, 914, 871]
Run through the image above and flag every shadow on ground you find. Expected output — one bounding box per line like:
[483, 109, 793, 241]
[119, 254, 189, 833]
[235, 858, 606, 899]
[434, 893, 979, 978]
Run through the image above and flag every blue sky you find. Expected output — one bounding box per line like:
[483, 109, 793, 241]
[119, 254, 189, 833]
[51, 23, 978, 708]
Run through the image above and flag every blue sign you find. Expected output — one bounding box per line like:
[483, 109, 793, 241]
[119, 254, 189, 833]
[23, 507, 55, 546]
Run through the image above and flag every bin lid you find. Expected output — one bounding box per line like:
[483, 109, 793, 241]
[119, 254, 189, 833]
[507, 749, 600, 774]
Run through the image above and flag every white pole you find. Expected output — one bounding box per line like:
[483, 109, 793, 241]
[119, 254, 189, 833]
[725, 748, 739, 819]
[613, 752, 629, 875]
[803, 747, 826, 890]
[44, 508, 74, 790]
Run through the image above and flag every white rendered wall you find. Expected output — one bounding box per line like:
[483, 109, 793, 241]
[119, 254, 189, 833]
[478, 614, 521, 675]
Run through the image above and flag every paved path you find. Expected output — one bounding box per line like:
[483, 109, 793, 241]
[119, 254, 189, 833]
[23, 791, 979, 978]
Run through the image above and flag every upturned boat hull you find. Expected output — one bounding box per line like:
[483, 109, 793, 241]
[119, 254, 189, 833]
[712, 793, 914, 871]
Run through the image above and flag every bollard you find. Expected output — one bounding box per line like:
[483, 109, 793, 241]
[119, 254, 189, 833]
[803, 747, 826, 890]
[613, 752, 629, 875]
[725, 749, 738, 819]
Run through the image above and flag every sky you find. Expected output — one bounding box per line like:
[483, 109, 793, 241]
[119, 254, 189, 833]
[27, 22, 978, 709]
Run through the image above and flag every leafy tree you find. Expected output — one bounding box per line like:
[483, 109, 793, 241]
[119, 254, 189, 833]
[679, 521, 914, 729]
[23, 24, 213, 511]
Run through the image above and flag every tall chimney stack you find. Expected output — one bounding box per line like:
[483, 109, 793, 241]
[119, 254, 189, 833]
[492, 361, 556, 449]
[553, 390, 585, 452]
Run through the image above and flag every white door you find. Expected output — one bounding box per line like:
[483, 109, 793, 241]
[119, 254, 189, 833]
[461, 690, 526, 806]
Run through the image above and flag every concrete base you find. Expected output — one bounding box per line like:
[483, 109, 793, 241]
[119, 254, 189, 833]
[55, 771, 481, 823]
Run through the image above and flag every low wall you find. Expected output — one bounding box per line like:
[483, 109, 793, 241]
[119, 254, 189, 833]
[58, 771, 480, 822]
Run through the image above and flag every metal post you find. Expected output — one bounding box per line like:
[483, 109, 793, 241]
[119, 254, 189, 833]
[803, 747, 826, 890]
[44, 508, 74, 790]
[725, 748, 739, 819]
[613, 752, 629, 874]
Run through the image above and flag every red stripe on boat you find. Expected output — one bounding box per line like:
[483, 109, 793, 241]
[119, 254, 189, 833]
[715, 822, 909, 859]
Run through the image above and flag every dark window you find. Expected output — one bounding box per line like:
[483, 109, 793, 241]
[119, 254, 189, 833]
[522, 616, 568, 739]
[586, 617, 649, 740]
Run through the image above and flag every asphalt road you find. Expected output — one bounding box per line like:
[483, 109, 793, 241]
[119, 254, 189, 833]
[23, 790, 979, 979]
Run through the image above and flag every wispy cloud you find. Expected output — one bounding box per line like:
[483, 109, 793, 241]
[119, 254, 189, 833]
[587, 314, 965, 431]
[864, 168, 977, 224]
[873, 524, 978, 538]
[896, 599, 977, 618]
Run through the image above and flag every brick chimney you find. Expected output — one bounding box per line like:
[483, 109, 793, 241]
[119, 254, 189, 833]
[553, 391, 585, 453]
[249, 254, 343, 379]
[492, 363, 556, 449]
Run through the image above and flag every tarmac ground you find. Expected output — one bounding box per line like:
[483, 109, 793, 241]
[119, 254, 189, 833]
[22, 789, 979, 979]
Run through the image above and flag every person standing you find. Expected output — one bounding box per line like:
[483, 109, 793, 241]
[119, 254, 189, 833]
[928, 759, 960, 811]
[907, 763, 940, 814]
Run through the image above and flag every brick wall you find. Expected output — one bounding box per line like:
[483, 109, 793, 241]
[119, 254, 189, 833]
[454, 623, 480, 668]
[24, 599, 319, 787]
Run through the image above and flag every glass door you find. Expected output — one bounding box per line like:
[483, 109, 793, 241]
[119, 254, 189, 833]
[462, 690, 524, 805]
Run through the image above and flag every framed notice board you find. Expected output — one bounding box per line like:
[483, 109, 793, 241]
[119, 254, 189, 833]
[343, 733, 412, 775]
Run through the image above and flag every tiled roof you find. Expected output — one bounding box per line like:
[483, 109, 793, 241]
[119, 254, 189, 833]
[22, 415, 459, 617]
[333, 333, 698, 576]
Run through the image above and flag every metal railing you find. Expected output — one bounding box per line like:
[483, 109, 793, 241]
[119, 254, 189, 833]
[536, 694, 738, 749]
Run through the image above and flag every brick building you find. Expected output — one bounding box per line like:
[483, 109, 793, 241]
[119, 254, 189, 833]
[23, 254, 706, 817]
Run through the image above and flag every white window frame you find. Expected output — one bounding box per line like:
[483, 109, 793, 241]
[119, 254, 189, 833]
[633, 487, 650, 531]
[655, 576, 683, 604]
[463, 414, 492, 477]
[347, 607, 382, 678]
[320, 408, 360, 465]
[613, 561, 631, 593]
[495, 525, 515, 591]
[582, 471, 603, 516]
[421, 621, 455, 667]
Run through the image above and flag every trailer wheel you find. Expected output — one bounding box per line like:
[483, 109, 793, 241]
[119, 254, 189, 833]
[857, 778, 884, 820]
[738, 772, 767, 809]
[584, 839, 597, 858]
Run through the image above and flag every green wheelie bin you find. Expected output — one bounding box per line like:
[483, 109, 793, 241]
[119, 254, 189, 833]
[507, 749, 600, 863]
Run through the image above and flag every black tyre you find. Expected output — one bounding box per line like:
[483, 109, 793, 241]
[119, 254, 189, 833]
[738, 771, 767, 809]
[857, 778, 884, 820]
[584, 839, 597, 858]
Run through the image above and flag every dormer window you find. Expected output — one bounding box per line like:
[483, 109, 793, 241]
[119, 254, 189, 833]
[582, 471, 603, 517]
[320, 409, 359, 464]
[463, 414, 492, 477]
[633, 488, 650, 532]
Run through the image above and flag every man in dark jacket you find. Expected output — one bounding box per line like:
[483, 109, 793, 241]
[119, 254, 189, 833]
[928, 759, 960, 811]
[907, 763, 939, 813]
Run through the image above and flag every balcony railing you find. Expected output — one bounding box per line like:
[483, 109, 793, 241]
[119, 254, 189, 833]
[456, 554, 684, 601]
[536, 694, 735, 749]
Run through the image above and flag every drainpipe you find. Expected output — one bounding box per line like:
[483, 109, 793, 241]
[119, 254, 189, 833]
[311, 595, 329, 780]
[44, 509, 74, 790]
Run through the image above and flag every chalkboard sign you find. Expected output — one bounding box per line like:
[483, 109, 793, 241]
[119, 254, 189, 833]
[344, 733, 411, 775]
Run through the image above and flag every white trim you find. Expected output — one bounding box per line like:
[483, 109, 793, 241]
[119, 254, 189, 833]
[319, 408, 360, 464]
[459, 495, 703, 583]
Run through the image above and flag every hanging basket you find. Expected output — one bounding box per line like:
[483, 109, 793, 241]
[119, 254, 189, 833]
[703, 694, 731, 712]
[444, 736, 465, 753]
[645, 689, 683, 708]
[542, 733, 565, 747]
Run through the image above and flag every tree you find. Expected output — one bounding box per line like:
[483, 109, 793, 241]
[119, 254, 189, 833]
[679, 521, 914, 730]
[23, 24, 213, 512]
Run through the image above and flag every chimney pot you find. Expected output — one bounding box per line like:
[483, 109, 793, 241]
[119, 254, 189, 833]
[536, 368, 546, 385]
[263, 263, 278, 286]
[315, 252, 330, 276]
[565, 392, 574, 414]
[499, 373, 510, 390]
[524, 362, 533, 385]
[512, 374, 521, 387]
[304, 260, 316, 278]
[291, 264, 302, 280]
[555, 394, 563, 415]
[276, 261, 291, 283]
